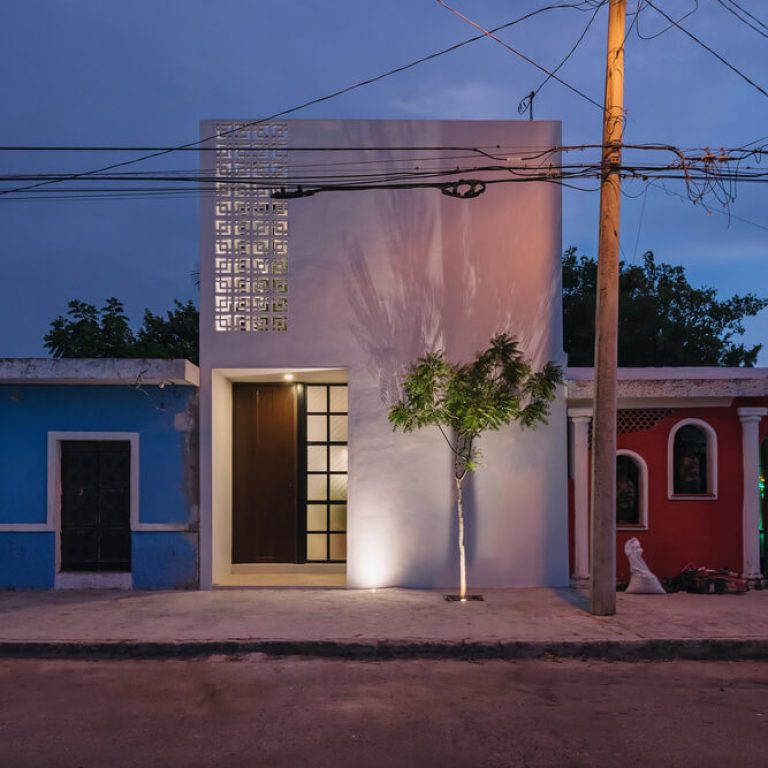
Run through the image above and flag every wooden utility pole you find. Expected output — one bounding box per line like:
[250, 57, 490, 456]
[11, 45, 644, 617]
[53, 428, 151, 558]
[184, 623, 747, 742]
[590, 0, 626, 616]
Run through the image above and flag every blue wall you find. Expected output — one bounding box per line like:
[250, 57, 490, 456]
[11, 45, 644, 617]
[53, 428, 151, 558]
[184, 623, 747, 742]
[132, 532, 198, 590]
[0, 384, 198, 589]
[0, 533, 55, 588]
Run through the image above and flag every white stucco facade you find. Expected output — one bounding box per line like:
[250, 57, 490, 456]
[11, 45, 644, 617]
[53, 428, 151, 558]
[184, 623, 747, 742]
[199, 119, 568, 589]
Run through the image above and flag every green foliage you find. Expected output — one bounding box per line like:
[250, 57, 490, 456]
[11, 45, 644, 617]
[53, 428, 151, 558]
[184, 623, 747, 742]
[136, 301, 199, 363]
[44, 298, 199, 364]
[389, 333, 562, 479]
[562, 247, 767, 367]
[44, 298, 135, 359]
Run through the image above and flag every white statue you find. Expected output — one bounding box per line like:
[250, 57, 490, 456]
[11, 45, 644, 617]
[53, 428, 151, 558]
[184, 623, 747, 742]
[624, 537, 665, 594]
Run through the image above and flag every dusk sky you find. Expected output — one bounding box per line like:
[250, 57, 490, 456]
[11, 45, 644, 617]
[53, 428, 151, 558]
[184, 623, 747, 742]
[1, 0, 766, 361]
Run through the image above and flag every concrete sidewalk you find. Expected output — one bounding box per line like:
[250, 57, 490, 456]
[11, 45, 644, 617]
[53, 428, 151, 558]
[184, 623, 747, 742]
[1, 587, 767, 660]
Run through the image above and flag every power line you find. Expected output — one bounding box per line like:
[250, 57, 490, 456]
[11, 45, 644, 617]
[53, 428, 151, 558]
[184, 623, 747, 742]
[1, 142, 764, 157]
[12, 171, 768, 213]
[631, 182, 649, 261]
[644, 0, 768, 98]
[634, 0, 700, 40]
[3, 161, 766, 182]
[716, 0, 768, 38]
[0, 144, 544, 154]
[3, 143, 765, 185]
[3, 143, 766, 211]
[0, 146, 548, 176]
[726, 0, 768, 31]
[4, 154, 767, 183]
[3, 165, 767, 207]
[519, 0, 603, 116]
[650, 178, 768, 231]
[2, 166, 766, 195]
[743, 134, 768, 148]
[434, 0, 605, 110]
[0, 1, 594, 199]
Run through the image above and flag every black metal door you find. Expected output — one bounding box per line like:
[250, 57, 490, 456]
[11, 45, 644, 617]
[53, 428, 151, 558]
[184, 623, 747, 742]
[60, 441, 131, 572]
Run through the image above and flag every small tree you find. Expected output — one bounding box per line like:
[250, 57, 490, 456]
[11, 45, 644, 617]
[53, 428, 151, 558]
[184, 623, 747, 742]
[389, 333, 562, 600]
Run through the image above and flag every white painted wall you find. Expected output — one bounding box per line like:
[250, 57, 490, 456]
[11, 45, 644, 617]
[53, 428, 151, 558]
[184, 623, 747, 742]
[199, 119, 568, 588]
[210, 369, 233, 585]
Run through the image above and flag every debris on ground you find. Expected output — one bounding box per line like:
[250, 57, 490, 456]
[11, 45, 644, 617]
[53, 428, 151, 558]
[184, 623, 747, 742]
[664, 564, 749, 595]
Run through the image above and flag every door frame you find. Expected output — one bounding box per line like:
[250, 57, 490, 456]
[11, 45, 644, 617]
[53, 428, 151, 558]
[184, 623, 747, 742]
[48, 432, 138, 586]
[230, 381, 349, 565]
[46, 432, 186, 588]
[205, 368, 349, 587]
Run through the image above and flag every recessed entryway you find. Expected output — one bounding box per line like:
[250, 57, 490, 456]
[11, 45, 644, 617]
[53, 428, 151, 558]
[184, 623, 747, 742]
[211, 368, 348, 587]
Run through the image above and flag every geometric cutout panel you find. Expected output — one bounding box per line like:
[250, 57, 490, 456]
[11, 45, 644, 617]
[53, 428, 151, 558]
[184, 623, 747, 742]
[616, 408, 673, 434]
[588, 408, 674, 449]
[213, 122, 288, 332]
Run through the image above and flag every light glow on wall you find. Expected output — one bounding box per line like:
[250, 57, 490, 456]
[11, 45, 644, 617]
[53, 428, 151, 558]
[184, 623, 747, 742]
[354, 529, 396, 589]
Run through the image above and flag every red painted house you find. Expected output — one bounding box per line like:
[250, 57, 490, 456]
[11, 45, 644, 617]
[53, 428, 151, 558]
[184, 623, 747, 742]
[566, 368, 768, 586]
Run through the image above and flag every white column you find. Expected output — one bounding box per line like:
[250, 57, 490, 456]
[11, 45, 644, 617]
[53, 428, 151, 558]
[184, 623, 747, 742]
[569, 408, 593, 585]
[737, 407, 767, 582]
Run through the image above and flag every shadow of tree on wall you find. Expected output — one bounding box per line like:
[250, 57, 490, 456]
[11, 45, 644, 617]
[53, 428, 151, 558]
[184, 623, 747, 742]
[345, 190, 441, 406]
[346, 186, 559, 404]
[344, 183, 562, 585]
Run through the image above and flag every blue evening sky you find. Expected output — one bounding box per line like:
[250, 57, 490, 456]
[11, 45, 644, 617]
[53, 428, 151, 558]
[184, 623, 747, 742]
[0, 0, 766, 360]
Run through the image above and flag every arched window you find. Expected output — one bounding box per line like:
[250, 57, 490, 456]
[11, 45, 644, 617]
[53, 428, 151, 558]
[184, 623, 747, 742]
[616, 450, 648, 529]
[668, 419, 717, 498]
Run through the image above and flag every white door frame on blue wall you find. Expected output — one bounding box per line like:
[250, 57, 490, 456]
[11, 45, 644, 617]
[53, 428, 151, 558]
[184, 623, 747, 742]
[46, 431, 188, 588]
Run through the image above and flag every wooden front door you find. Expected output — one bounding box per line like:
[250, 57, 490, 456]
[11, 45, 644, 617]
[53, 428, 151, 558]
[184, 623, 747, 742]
[232, 383, 298, 563]
[60, 440, 131, 572]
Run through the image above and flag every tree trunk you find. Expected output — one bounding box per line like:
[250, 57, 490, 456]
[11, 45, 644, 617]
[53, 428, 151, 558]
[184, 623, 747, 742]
[456, 475, 467, 600]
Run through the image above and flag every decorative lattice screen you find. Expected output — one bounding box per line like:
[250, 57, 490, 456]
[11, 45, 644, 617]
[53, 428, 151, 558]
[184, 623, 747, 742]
[213, 122, 289, 332]
[617, 408, 673, 433]
[588, 408, 673, 448]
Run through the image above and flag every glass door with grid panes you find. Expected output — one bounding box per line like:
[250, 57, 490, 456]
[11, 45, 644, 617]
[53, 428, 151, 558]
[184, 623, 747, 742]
[304, 384, 348, 562]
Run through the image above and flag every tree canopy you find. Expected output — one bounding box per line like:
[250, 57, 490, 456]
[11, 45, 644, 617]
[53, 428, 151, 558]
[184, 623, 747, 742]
[562, 247, 767, 367]
[44, 298, 199, 364]
[43, 247, 766, 371]
[389, 334, 562, 475]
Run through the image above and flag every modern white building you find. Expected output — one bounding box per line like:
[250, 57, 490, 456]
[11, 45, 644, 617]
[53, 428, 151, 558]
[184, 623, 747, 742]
[198, 119, 569, 590]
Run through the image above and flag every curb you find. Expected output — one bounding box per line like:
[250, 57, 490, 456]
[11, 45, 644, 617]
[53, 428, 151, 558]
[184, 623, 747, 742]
[2, 638, 768, 661]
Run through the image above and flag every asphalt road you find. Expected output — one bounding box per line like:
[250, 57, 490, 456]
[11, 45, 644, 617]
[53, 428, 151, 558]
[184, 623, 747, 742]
[1, 657, 767, 767]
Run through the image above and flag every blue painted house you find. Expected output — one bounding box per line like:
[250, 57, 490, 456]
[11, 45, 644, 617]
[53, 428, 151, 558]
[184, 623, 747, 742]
[0, 358, 199, 589]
